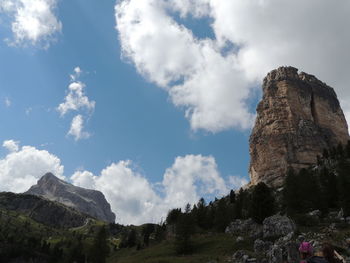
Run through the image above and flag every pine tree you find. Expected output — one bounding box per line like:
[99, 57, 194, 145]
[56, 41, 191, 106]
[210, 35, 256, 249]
[337, 143, 344, 158]
[250, 182, 275, 223]
[195, 198, 208, 229]
[166, 208, 182, 225]
[142, 224, 155, 247]
[89, 226, 109, 263]
[346, 141, 350, 158]
[229, 190, 236, 203]
[283, 168, 300, 215]
[175, 204, 195, 254]
[213, 198, 230, 232]
[234, 188, 245, 219]
[337, 159, 350, 217]
[323, 149, 330, 159]
[126, 229, 137, 248]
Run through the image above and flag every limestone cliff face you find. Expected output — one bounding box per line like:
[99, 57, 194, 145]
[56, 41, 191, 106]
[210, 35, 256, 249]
[249, 66, 349, 187]
[26, 173, 116, 223]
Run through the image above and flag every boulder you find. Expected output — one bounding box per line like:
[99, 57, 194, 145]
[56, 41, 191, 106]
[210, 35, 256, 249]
[254, 239, 273, 254]
[263, 214, 296, 238]
[266, 233, 299, 263]
[225, 218, 263, 238]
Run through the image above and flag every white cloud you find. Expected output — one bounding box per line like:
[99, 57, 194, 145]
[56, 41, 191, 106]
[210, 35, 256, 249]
[116, 0, 350, 132]
[162, 155, 227, 208]
[0, 0, 62, 47]
[0, 139, 243, 224]
[58, 67, 95, 141]
[3, 140, 19, 152]
[0, 140, 64, 193]
[227, 175, 248, 190]
[57, 81, 95, 116]
[68, 114, 90, 141]
[71, 155, 236, 225]
[70, 67, 82, 82]
[4, 97, 11, 107]
[116, 0, 256, 132]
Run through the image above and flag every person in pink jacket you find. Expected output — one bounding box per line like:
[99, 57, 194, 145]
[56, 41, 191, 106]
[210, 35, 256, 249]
[299, 242, 314, 263]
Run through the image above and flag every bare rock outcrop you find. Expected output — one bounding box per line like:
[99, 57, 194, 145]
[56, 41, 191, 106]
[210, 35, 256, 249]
[249, 66, 349, 187]
[26, 173, 116, 223]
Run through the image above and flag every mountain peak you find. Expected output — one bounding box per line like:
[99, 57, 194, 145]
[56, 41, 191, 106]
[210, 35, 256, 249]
[26, 173, 116, 223]
[249, 66, 349, 187]
[38, 173, 61, 183]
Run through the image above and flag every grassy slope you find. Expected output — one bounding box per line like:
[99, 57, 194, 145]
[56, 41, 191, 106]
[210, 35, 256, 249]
[108, 222, 350, 263]
[107, 234, 254, 263]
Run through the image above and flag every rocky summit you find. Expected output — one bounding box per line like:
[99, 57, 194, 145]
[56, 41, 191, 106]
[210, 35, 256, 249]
[26, 173, 116, 223]
[249, 66, 349, 188]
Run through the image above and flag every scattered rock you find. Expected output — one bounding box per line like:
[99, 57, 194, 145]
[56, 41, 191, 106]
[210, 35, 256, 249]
[263, 214, 296, 238]
[254, 239, 272, 254]
[237, 236, 244, 242]
[267, 244, 283, 263]
[338, 208, 344, 219]
[226, 218, 263, 238]
[308, 210, 321, 218]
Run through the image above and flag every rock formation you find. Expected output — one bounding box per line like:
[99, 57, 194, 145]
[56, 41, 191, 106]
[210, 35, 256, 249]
[26, 173, 116, 223]
[249, 66, 349, 187]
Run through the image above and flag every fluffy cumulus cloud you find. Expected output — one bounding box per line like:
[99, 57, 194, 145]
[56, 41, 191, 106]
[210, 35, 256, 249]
[0, 0, 61, 47]
[68, 114, 91, 141]
[162, 155, 227, 208]
[71, 155, 241, 225]
[116, 0, 350, 132]
[58, 67, 95, 141]
[2, 139, 19, 152]
[0, 140, 64, 193]
[57, 72, 95, 116]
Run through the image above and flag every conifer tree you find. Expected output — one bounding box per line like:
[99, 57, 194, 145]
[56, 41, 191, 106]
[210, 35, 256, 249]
[283, 168, 301, 215]
[250, 182, 275, 223]
[346, 141, 350, 158]
[214, 198, 230, 232]
[89, 226, 109, 263]
[195, 198, 208, 229]
[234, 188, 245, 219]
[175, 204, 195, 254]
[337, 159, 350, 217]
[230, 190, 236, 203]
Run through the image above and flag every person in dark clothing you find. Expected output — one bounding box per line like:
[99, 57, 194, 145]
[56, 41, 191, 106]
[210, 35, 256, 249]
[322, 243, 344, 263]
[306, 255, 329, 263]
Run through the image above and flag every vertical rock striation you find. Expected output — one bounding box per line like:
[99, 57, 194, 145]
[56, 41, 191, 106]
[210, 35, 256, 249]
[249, 66, 349, 187]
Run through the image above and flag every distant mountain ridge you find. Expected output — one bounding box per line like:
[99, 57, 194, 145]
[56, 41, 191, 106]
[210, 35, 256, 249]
[25, 173, 116, 223]
[0, 192, 89, 228]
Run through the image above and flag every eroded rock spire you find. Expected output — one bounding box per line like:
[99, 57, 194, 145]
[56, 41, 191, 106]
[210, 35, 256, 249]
[249, 66, 349, 187]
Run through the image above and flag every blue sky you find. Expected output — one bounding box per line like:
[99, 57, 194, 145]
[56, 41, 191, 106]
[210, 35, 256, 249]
[0, 0, 349, 224]
[0, 0, 251, 180]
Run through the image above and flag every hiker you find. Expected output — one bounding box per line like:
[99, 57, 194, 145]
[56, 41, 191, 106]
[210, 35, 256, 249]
[305, 242, 345, 263]
[299, 241, 313, 263]
[322, 243, 345, 263]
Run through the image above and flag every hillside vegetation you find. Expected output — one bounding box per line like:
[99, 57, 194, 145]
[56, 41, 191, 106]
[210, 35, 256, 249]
[1, 143, 350, 262]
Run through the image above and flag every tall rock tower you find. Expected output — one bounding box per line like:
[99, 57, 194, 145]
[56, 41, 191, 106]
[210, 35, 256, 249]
[249, 66, 349, 188]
